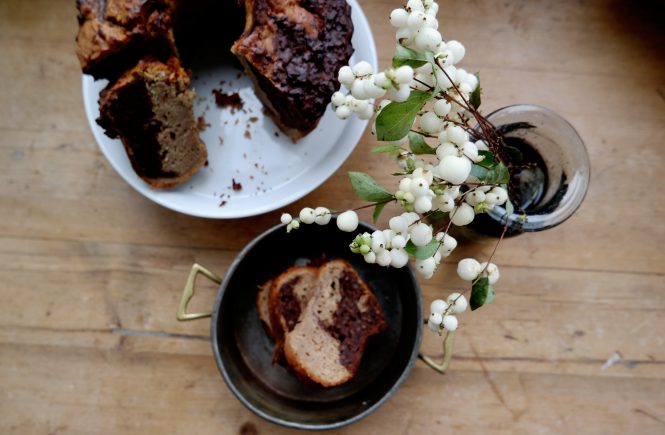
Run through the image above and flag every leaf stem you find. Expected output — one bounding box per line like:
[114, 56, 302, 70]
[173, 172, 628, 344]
[349, 197, 396, 212]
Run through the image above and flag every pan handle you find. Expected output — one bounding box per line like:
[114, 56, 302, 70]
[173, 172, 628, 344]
[418, 330, 456, 374]
[176, 263, 222, 321]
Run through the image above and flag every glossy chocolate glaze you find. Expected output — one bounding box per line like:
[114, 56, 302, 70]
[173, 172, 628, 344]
[233, 0, 354, 133]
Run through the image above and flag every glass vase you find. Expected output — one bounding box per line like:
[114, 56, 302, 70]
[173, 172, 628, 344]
[468, 104, 590, 236]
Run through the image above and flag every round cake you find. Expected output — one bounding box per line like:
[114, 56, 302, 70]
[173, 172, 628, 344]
[75, 0, 354, 188]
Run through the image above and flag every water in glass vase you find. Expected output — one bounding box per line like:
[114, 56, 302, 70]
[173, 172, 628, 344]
[470, 134, 557, 237]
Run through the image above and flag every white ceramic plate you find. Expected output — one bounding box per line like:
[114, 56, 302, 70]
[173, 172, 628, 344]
[82, 0, 376, 218]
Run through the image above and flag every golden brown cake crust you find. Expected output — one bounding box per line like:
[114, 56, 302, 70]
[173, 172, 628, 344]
[76, 0, 179, 79]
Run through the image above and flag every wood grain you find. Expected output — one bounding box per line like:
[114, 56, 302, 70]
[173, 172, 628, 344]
[1, 0, 664, 433]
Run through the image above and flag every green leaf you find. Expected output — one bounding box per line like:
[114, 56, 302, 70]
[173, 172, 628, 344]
[372, 144, 403, 157]
[476, 150, 498, 169]
[392, 44, 428, 68]
[406, 157, 416, 173]
[375, 90, 432, 141]
[348, 171, 394, 202]
[485, 163, 510, 185]
[404, 238, 439, 260]
[372, 202, 387, 223]
[470, 164, 488, 180]
[408, 132, 437, 155]
[427, 210, 448, 222]
[469, 72, 481, 109]
[470, 277, 495, 310]
[470, 162, 510, 185]
[505, 198, 515, 216]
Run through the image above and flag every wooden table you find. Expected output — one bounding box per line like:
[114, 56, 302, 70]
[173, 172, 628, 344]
[1, 0, 664, 433]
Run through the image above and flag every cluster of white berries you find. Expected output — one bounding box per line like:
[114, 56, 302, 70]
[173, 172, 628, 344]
[332, 60, 416, 120]
[282, 209, 361, 234]
[428, 292, 467, 333]
[281, 207, 331, 232]
[389, 0, 441, 53]
[457, 258, 500, 284]
[347, 212, 457, 279]
[389, 0, 478, 109]
[464, 185, 509, 214]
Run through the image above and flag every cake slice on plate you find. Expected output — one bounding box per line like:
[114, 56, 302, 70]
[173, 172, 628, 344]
[97, 57, 207, 189]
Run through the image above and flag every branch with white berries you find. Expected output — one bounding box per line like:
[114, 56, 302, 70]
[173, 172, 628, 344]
[279, 0, 522, 372]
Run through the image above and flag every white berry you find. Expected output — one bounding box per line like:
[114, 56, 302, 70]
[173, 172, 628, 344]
[491, 187, 508, 205]
[364, 79, 386, 99]
[430, 299, 448, 315]
[374, 72, 390, 88]
[335, 105, 351, 119]
[357, 104, 375, 120]
[414, 196, 433, 213]
[429, 311, 443, 326]
[432, 194, 454, 212]
[479, 262, 500, 285]
[407, 0, 425, 12]
[376, 249, 392, 267]
[351, 79, 369, 100]
[484, 192, 501, 205]
[314, 207, 331, 225]
[436, 142, 458, 159]
[299, 207, 316, 224]
[420, 111, 442, 134]
[457, 258, 481, 281]
[338, 66, 354, 86]
[416, 257, 436, 278]
[353, 61, 373, 77]
[407, 11, 427, 30]
[410, 177, 430, 196]
[395, 66, 414, 84]
[451, 203, 475, 226]
[447, 292, 468, 313]
[462, 141, 480, 162]
[446, 40, 465, 63]
[331, 91, 345, 106]
[280, 214, 293, 225]
[410, 223, 432, 247]
[440, 233, 457, 254]
[442, 315, 458, 331]
[389, 8, 409, 27]
[447, 125, 468, 145]
[337, 210, 359, 232]
[391, 234, 407, 249]
[347, 97, 368, 113]
[390, 248, 409, 268]
[390, 85, 411, 102]
[434, 99, 451, 116]
[388, 216, 407, 235]
[465, 190, 486, 206]
[415, 27, 442, 52]
[438, 155, 471, 185]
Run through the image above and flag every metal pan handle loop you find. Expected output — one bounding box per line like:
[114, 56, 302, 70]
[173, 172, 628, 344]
[176, 263, 222, 321]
